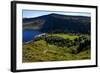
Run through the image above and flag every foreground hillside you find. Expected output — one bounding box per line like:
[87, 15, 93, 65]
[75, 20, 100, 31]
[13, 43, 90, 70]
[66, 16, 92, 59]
[22, 34, 90, 63]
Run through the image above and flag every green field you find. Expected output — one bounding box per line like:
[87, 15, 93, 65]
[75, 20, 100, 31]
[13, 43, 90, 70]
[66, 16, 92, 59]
[23, 34, 91, 63]
[48, 33, 79, 40]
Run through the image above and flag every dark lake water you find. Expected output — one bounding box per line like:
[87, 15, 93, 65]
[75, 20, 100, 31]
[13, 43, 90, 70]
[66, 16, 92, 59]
[23, 29, 42, 42]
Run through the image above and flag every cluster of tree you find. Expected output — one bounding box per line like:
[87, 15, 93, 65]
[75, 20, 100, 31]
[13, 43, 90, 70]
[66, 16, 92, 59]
[45, 35, 90, 54]
[74, 36, 91, 53]
[33, 35, 90, 54]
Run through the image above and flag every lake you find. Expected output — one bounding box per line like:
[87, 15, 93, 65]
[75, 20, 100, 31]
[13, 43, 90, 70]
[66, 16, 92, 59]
[23, 29, 42, 42]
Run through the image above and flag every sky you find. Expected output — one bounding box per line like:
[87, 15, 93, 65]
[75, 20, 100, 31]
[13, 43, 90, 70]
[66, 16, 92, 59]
[22, 10, 91, 18]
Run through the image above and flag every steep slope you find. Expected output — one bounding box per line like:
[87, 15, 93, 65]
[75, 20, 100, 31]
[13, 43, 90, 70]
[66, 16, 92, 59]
[23, 13, 91, 34]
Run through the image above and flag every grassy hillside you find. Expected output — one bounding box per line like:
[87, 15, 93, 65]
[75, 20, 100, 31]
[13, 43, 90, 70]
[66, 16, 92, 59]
[22, 34, 91, 63]
[48, 33, 79, 40]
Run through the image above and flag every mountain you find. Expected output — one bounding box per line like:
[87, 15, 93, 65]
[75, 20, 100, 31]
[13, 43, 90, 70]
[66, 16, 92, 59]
[23, 13, 91, 34]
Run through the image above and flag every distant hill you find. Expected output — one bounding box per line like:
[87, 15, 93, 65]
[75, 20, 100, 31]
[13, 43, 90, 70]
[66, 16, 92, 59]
[23, 13, 91, 34]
